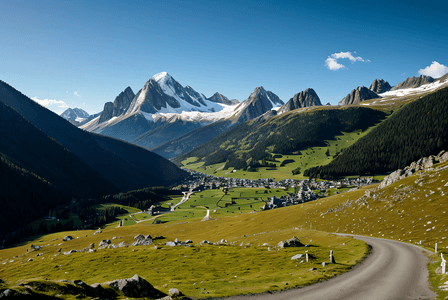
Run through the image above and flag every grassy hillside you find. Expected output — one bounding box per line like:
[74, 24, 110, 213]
[305, 86, 448, 179]
[2, 157, 448, 298]
[176, 106, 387, 175]
[182, 128, 376, 180]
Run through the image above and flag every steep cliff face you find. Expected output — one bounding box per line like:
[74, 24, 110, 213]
[113, 87, 135, 116]
[234, 87, 283, 123]
[369, 79, 392, 94]
[339, 86, 379, 105]
[391, 75, 434, 91]
[277, 88, 322, 114]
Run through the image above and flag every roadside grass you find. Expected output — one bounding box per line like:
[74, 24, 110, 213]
[427, 250, 448, 300]
[182, 129, 376, 181]
[0, 193, 370, 299]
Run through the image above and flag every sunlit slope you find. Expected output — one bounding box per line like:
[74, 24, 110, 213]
[176, 106, 387, 174]
[306, 86, 448, 179]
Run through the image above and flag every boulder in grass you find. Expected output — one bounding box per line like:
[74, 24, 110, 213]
[132, 235, 153, 246]
[62, 236, 74, 242]
[103, 274, 166, 298]
[278, 237, 305, 248]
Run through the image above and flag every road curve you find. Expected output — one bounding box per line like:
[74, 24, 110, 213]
[226, 235, 436, 300]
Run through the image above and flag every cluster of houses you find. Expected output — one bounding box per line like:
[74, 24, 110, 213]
[181, 169, 374, 210]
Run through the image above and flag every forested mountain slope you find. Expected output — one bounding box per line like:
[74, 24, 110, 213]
[304, 87, 448, 179]
[175, 106, 387, 171]
[0, 80, 188, 192]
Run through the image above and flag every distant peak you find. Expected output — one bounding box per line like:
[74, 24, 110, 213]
[151, 71, 172, 82]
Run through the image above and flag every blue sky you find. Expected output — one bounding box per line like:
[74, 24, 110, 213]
[2, 0, 448, 114]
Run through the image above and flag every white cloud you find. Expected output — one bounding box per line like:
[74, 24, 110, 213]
[31, 97, 68, 114]
[325, 51, 367, 71]
[325, 57, 345, 70]
[74, 91, 81, 97]
[418, 61, 448, 78]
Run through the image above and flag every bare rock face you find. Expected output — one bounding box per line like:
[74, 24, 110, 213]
[391, 75, 434, 91]
[339, 86, 379, 105]
[278, 88, 322, 114]
[132, 234, 153, 246]
[112, 87, 135, 117]
[379, 151, 448, 189]
[369, 79, 392, 94]
[98, 102, 114, 123]
[235, 87, 283, 123]
[103, 274, 166, 298]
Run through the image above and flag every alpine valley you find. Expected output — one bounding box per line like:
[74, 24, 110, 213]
[2, 71, 448, 299]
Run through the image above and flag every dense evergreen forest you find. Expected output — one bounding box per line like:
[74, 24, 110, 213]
[0, 156, 69, 235]
[304, 87, 448, 179]
[178, 107, 387, 171]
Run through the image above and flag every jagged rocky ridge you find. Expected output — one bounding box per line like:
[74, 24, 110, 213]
[277, 88, 322, 114]
[369, 79, 392, 94]
[338, 86, 379, 105]
[391, 75, 434, 91]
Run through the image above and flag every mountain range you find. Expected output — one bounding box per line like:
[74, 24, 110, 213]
[73, 73, 442, 160]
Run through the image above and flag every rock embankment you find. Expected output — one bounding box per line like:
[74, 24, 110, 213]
[0, 274, 188, 299]
[379, 150, 448, 189]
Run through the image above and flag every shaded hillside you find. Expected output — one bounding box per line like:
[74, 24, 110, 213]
[176, 106, 387, 171]
[151, 120, 233, 159]
[0, 156, 69, 234]
[0, 101, 117, 198]
[304, 87, 448, 179]
[0, 80, 188, 192]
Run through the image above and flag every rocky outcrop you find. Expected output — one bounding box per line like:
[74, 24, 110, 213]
[338, 86, 379, 105]
[132, 234, 153, 246]
[112, 87, 135, 116]
[278, 236, 305, 248]
[207, 92, 235, 105]
[379, 150, 448, 189]
[98, 102, 114, 123]
[103, 274, 166, 298]
[391, 75, 434, 91]
[369, 79, 392, 94]
[235, 87, 283, 123]
[98, 87, 135, 124]
[277, 88, 322, 114]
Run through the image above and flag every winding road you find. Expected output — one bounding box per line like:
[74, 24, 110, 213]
[228, 235, 436, 300]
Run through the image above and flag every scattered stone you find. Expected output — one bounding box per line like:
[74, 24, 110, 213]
[27, 258, 33, 262]
[168, 287, 180, 296]
[112, 236, 117, 240]
[89, 243, 95, 249]
[291, 254, 303, 260]
[185, 239, 193, 244]
[166, 242, 176, 247]
[132, 235, 153, 246]
[62, 236, 74, 242]
[322, 262, 326, 267]
[99, 240, 112, 248]
[93, 229, 102, 235]
[308, 268, 317, 271]
[1, 289, 18, 297]
[118, 241, 129, 248]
